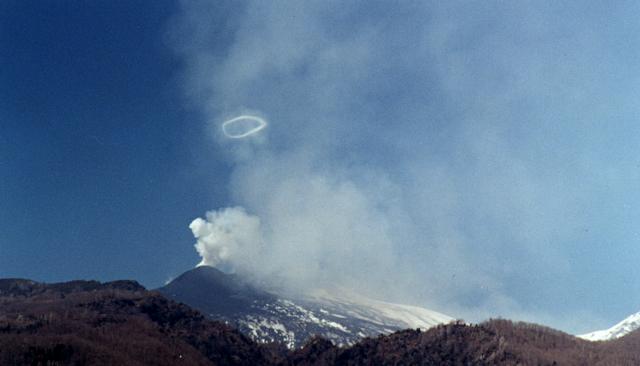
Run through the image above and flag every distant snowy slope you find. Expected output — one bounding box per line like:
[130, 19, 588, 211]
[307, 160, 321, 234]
[306, 288, 452, 330]
[578, 311, 640, 341]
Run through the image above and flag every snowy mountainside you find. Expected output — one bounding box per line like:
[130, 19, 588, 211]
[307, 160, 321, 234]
[158, 266, 453, 348]
[578, 311, 640, 341]
[305, 288, 452, 330]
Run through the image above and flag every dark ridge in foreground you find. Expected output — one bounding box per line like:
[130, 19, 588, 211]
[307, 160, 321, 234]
[0, 278, 277, 365]
[291, 321, 640, 365]
[1, 278, 640, 365]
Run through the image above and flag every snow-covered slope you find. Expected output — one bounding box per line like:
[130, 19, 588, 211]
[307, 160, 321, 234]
[158, 266, 453, 348]
[578, 311, 640, 341]
[305, 288, 452, 331]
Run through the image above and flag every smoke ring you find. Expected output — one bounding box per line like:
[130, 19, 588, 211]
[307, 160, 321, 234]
[222, 115, 268, 138]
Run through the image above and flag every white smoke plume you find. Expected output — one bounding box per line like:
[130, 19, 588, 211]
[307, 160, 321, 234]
[172, 1, 640, 333]
[190, 207, 263, 269]
[190, 158, 402, 296]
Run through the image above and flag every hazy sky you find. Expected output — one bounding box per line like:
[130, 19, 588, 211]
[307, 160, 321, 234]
[2, 1, 640, 334]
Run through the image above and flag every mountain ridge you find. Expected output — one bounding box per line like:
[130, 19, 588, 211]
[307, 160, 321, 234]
[0, 276, 274, 365]
[3, 276, 640, 364]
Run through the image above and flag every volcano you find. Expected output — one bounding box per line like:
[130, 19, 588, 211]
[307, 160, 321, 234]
[157, 266, 453, 348]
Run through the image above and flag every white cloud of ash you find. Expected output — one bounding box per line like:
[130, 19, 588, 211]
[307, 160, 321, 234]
[171, 1, 640, 333]
[190, 206, 263, 269]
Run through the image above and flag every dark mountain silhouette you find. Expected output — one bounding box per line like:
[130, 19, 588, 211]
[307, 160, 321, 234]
[289, 325, 515, 365]
[2, 276, 640, 365]
[159, 266, 275, 318]
[289, 320, 640, 365]
[0, 277, 276, 365]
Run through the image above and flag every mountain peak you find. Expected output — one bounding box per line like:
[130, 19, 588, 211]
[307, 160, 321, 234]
[158, 267, 453, 348]
[170, 265, 234, 288]
[158, 266, 273, 318]
[579, 311, 640, 341]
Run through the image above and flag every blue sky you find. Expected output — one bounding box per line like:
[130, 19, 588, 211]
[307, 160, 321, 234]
[2, 1, 640, 334]
[0, 1, 231, 285]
